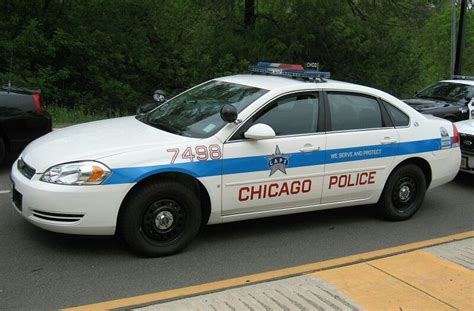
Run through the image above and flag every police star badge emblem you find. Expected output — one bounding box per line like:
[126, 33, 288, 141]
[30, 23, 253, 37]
[267, 145, 290, 176]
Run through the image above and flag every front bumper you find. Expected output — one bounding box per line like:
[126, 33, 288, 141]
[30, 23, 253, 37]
[460, 152, 474, 174]
[10, 159, 133, 235]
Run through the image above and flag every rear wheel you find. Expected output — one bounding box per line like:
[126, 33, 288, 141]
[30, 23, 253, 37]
[118, 181, 201, 257]
[378, 164, 427, 221]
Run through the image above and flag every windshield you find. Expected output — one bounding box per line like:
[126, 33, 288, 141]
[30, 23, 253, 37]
[140, 81, 268, 138]
[416, 82, 474, 102]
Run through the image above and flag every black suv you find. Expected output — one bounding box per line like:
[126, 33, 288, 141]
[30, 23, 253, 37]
[0, 86, 52, 164]
[403, 78, 474, 122]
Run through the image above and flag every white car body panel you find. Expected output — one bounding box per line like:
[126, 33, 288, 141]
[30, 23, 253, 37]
[11, 74, 462, 235]
[456, 119, 474, 174]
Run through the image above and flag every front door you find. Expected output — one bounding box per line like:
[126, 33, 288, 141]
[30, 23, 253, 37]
[221, 92, 326, 215]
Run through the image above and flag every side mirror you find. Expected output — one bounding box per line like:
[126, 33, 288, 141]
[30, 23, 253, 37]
[465, 97, 472, 105]
[153, 89, 167, 103]
[136, 103, 158, 115]
[220, 104, 238, 123]
[244, 123, 276, 140]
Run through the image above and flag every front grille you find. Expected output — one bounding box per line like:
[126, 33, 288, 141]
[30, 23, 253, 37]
[32, 210, 84, 223]
[12, 188, 22, 212]
[17, 158, 36, 179]
[460, 133, 474, 154]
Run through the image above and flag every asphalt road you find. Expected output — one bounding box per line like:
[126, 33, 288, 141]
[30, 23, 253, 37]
[0, 156, 473, 310]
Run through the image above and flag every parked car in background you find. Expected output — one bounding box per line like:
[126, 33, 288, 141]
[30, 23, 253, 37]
[403, 76, 474, 122]
[456, 119, 474, 174]
[0, 86, 52, 164]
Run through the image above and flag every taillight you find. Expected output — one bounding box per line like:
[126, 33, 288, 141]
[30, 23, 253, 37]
[452, 123, 459, 146]
[32, 92, 45, 113]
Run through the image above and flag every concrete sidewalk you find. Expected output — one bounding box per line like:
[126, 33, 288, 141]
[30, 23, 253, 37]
[138, 238, 474, 311]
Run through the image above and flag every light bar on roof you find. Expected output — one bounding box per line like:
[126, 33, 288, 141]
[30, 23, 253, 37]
[452, 75, 474, 81]
[249, 62, 331, 79]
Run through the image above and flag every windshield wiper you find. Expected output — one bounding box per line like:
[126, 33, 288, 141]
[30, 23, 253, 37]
[149, 120, 182, 135]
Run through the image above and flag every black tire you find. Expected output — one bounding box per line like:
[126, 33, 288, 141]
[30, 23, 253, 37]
[0, 137, 5, 165]
[118, 181, 201, 257]
[378, 164, 427, 221]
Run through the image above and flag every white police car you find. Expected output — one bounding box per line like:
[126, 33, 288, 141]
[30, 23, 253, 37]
[11, 63, 461, 256]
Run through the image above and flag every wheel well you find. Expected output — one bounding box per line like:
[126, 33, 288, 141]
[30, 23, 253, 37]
[117, 172, 212, 228]
[392, 157, 432, 188]
[0, 128, 7, 151]
[443, 115, 458, 122]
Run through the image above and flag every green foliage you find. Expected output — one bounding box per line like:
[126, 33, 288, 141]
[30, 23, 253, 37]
[0, 0, 472, 116]
[47, 105, 109, 126]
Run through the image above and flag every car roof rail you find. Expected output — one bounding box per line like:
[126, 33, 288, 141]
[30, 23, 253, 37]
[248, 62, 331, 83]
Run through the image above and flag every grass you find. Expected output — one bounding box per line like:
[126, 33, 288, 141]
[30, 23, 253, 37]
[47, 105, 113, 128]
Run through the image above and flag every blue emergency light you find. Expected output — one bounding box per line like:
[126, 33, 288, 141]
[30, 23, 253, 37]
[248, 62, 331, 81]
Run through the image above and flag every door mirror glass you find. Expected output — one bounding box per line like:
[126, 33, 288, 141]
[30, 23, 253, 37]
[244, 123, 276, 140]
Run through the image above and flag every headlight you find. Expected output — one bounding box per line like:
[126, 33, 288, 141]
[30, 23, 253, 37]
[40, 161, 111, 185]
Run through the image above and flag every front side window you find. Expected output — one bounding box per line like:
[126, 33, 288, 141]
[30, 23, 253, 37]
[254, 94, 319, 136]
[232, 93, 319, 139]
[140, 81, 268, 138]
[328, 93, 383, 131]
[416, 82, 474, 103]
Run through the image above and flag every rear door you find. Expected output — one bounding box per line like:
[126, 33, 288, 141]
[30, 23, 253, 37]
[221, 92, 326, 215]
[321, 91, 399, 203]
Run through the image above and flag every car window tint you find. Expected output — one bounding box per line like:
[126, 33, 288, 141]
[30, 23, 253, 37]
[253, 94, 319, 136]
[384, 101, 409, 127]
[328, 93, 383, 131]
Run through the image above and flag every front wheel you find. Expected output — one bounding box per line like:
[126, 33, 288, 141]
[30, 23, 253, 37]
[118, 181, 201, 257]
[378, 164, 427, 221]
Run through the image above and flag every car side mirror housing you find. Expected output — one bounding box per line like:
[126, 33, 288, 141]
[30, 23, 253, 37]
[153, 89, 167, 103]
[220, 104, 238, 123]
[244, 123, 276, 140]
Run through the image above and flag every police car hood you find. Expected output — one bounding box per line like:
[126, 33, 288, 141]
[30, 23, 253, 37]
[21, 116, 196, 172]
[402, 98, 459, 111]
[455, 119, 474, 135]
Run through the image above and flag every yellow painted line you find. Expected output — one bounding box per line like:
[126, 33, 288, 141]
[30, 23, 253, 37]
[315, 262, 454, 310]
[63, 230, 474, 311]
[370, 250, 474, 310]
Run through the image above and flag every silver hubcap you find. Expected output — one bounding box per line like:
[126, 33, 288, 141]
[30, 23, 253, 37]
[155, 211, 174, 230]
[399, 185, 411, 202]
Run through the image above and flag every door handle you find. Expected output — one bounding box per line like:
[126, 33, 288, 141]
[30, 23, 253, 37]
[380, 137, 398, 144]
[300, 144, 321, 152]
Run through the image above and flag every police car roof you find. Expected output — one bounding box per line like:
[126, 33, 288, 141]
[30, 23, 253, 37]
[216, 74, 352, 91]
[440, 79, 474, 86]
[216, 74, 405, 106]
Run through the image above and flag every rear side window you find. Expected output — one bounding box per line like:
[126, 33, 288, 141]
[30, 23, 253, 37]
[384, 101, 410, 127]
[327, 93, 383, 131]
